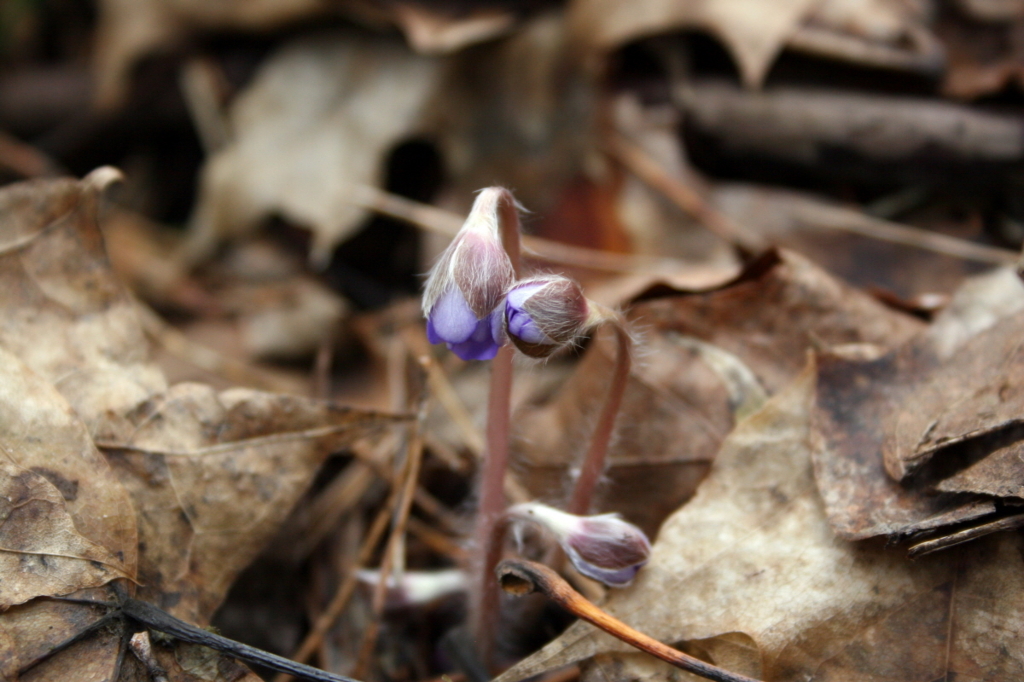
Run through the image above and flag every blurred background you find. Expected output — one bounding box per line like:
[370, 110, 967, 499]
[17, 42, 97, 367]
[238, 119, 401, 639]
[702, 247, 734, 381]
[3, 0, 1023, 678]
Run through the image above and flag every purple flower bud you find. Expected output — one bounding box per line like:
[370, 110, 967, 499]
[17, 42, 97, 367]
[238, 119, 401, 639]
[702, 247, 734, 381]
[505, 276, 591, 358]
[507, 502, 651, 587]
[423, 189, 517, 361]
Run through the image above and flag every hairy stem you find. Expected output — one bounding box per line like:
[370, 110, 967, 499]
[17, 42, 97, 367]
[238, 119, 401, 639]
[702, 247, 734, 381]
[469, 188, 522, 667]
[568, 317, 631, 515]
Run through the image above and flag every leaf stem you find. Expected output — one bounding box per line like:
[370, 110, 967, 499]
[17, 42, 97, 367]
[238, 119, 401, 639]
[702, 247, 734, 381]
[496, 560, 764, 682]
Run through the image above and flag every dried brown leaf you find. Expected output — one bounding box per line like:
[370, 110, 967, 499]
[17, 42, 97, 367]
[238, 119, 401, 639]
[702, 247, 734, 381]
[0, 171, 403, 678]
[567, 0, 821, 87]
[101, 383, 397, 623]
[0, 346, 135, 609]
[498, 364, 1024, 682]
[0, 169, 167, 441]
[812, 266, 1024, 540]
[93, 0, 334, 105]
[513, 250, 922, 533]
[185, 30, 441, 266]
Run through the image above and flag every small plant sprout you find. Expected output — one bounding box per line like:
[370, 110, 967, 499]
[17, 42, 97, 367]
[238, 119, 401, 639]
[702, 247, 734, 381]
[503, 273, 634, 516]
[423, 188, 518, 360]
[422, 187, 522, 666]
[507, 502, 651, 587]
[356, 568, 466, 610]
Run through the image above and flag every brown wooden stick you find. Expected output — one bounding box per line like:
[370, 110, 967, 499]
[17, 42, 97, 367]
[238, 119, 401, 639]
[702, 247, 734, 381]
[496, 560, 764, 682]
[605, 132, 765, 255]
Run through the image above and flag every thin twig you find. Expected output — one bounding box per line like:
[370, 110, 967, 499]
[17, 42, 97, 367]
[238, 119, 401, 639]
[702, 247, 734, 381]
[605, 132, 766, 255]
[406, 515, 469, 562]
[122, 598, 364, 682]
[608, 130, 1019, 266]
[402, 324, 531, 503]
[353, 402, 427, 678]
[347, 183, 685, 275]
[135, 300, 303, 393]
[0, 129, 63, 177]
[568, 317, 631, 515]
[274, 493, 397, 682]
[789, 200, 1017, 265]
[496, 560, 764, 682]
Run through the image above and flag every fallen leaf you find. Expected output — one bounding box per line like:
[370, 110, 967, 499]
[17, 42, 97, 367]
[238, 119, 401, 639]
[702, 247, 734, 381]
[512, 250, 922, 534]
[0, 171, 405, 678]
[498, 363, 1024, 682]
[882, 310, 1024, 482]
[812, 266, 1024, 541]
[391, 2, 518, 54]
[185, 30, 441, 266]
[567, 0, 821, 88]
[92, 0, 335, 106]
[790, 0, 942, 74]
[101, 383, 397, 622]
[0, 168, 167, 441]
[0, 346, 135, 609]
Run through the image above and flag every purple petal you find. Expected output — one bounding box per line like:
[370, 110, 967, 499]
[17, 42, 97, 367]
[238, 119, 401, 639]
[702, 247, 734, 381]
[507, 307, 549, 344]
[429, 287, 479, 344]
[506, 282, 546, 309]
[426, 316, 441, 344]
[449, 316, 500, 360]
[564, 546, 645, 586]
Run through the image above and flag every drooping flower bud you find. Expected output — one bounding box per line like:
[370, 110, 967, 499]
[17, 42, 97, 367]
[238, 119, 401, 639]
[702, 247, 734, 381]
[423, 188, 517, 361]
[504, 276, 592, 358]
[507, 502, 651, 586]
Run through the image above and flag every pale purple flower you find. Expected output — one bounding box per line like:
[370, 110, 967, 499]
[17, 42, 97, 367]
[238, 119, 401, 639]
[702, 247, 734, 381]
[507, 502, 651, 587]
[504, 276, 591, 358]
[422, 189, 516, 360]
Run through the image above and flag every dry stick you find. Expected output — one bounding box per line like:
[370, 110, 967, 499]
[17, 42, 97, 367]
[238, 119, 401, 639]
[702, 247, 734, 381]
[352, 346, 428, 679]
[349, 438, 462, 533]
[609, 129, 1017, 267]
[469, 189, 523, 668]
[605, 132, 766, 255]
[135, 301, 300, 393]
[403, 324, 531, 504]
[0, 130, 63, 177]
[273, 483, 399, 682]
[497, 560, 764, 682]
[348, 183, 683, 275]
[406, 515, 468, 562]
[789, 200, 1016, 265]
[353, 418, 427, 678]
[568, 317, 632, 516]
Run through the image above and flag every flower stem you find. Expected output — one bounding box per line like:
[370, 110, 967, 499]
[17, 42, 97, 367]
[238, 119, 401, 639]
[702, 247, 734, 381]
[469, 188, 522, 666]
[568, 315, 631, 515]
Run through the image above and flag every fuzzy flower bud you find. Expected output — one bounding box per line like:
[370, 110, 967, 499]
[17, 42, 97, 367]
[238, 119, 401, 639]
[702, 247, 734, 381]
[505, 276, 592, 358]
[423, 189, 517, 360]
[507, 502, 651, 586]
